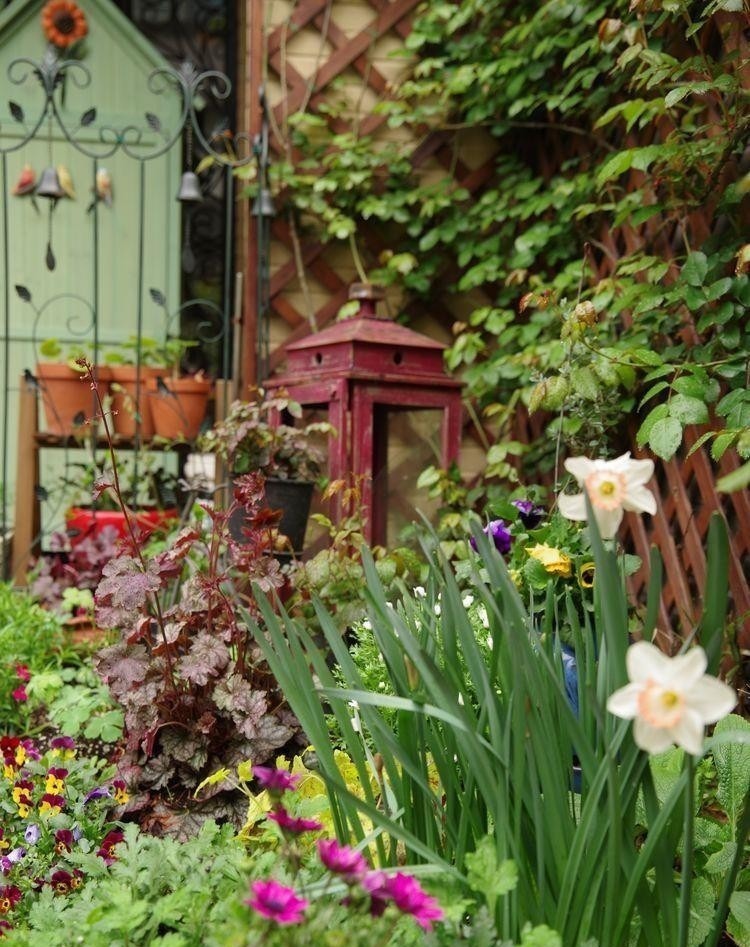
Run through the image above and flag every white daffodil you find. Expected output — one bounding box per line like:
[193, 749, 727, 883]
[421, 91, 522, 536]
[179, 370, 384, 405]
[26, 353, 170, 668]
[607, 641, 737, 755]
[558, 452, 656, 539]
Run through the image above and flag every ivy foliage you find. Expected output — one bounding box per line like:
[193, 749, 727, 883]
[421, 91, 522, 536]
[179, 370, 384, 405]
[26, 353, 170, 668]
[246, 0, 750, 482]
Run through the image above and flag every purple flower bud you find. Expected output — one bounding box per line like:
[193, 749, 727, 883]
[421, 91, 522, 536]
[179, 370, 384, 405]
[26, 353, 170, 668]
[24, 824, 40, 845]
[470, 519, 512, 556]
[83, 786, 111, 804]
[512, 499, 545, 529]
[0, 858, 11, 874]
[7, 847, 25, 864]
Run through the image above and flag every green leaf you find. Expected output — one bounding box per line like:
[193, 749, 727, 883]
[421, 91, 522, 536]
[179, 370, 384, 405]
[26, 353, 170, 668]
[668, 394, 709, 425]
[730, 892, 750, 933]
[637, 403, 669, 447]
[713, 714, 750, 828]
[687, 876, 714, 947]
[664, 86, 691, 108]
[465, 836, 518, 914]
[682, 252, 708, 288]
[520, 925, 563, 947]
[649, 416, 683, 459]
[717, 460, 750, 493]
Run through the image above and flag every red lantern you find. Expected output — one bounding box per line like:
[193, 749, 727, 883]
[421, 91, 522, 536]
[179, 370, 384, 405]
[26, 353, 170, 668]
[266, 284, 463, 546]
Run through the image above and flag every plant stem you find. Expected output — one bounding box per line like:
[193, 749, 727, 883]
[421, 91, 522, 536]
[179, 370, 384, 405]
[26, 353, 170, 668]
[677, 753, 695, 947]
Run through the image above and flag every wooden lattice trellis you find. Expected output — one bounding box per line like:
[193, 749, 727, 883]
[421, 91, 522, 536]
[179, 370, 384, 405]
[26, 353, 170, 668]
[246, 0, 750, 648]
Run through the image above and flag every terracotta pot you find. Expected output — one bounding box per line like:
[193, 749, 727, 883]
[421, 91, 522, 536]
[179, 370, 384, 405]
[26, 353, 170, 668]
[65, 506, 178, 546]
[146, 375, 211, 440]
[36, 362, 98, 436]
[63, 615, 108, 646]
[108, 365, 161, 438]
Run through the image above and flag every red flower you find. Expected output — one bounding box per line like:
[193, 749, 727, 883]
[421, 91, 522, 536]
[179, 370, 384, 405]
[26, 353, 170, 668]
[10, 687, 27, 703]
[40, 1, 88, 48]
[0, 886, 21, 915]
[14, 665, 30, 683]
[317, 839, 368, 882]
[245, 879, 308, 926]
[97, 829, 124, 864]
[252, 766, 300, 793]
[54, 829, 74, 854]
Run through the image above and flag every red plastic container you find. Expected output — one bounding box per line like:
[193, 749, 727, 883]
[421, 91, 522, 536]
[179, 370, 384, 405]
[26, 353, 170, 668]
[65, 507, 178, 546]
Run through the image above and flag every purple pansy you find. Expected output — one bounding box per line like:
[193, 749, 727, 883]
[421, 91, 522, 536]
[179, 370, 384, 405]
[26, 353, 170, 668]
[512, 499, 545, 529]
[470, 519, 512, 556]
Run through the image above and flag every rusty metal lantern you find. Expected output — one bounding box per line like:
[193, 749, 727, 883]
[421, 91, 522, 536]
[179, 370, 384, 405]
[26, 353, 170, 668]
[266, 284, 463, 546]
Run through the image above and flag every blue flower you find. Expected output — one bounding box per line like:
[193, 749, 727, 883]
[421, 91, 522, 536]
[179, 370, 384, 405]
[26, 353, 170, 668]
[24, 824, 40, 845]
[83, 786, 111, 804]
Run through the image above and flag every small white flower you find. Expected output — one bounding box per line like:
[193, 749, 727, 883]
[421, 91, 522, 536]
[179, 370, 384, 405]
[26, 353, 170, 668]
[478, 605, 489, 629]
[413, 586, 426, 598]
[378, 682, 386, 690]
[434, 603, 442, 616]
[607, 642, 737, 755]
[486, 635, 493, 650]
[458, 692, 465, 706]
[462, 593, 474, 608]
[361, 618, 372, 631]
[558, 451, 656, 539]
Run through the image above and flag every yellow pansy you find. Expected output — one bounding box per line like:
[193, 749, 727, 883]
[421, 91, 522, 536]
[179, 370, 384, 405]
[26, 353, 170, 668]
[578, 562, 595, 588]
[526, 543, 572, 578]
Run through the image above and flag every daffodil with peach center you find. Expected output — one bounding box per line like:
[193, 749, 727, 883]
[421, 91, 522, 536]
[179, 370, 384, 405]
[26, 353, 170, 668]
[607, 642, 737, 755]
[584, 469, 626, 511]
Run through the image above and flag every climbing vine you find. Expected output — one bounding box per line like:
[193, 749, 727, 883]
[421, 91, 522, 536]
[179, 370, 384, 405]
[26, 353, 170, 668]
[242, 0, 750, 487]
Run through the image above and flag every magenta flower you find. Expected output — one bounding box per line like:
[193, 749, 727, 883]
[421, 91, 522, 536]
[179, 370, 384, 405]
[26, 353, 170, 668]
[361, 871, 444, 930]
[252, 766, 300, 793]
[245, 879, 308, 925]
[383, 872, 444, 930]
[11, 686, 27, 703]
[317, 839, 368, 881]
[267, 807, 322, 835]
[14, 665, 30, 683]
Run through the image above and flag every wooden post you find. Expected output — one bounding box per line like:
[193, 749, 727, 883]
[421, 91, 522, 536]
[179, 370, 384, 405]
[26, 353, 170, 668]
[12, 378, 40, 583]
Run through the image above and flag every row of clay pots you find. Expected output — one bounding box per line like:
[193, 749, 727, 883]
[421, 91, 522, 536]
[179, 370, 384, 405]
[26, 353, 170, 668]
[35, 362, 211, 441]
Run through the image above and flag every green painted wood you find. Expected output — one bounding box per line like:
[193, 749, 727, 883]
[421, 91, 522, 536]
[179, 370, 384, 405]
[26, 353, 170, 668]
[0, 0, 183, 536]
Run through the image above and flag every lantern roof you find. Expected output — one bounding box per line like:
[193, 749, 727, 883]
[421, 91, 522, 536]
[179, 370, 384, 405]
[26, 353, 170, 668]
[286, 313, 446, 353]
[270, 285, 459, 388]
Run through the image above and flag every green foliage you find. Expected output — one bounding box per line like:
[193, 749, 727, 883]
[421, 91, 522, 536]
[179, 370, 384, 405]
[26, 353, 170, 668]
[0, 584, 64, 733]
[256, 0, 750, 469]
[248, 511, 748, 946]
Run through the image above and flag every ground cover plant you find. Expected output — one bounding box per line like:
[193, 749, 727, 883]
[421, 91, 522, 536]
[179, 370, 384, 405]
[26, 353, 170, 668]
[250, 455, 750, 947]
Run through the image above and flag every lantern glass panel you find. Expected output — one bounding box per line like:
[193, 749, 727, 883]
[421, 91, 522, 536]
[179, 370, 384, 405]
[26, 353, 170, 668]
[374, 407, 442, 547]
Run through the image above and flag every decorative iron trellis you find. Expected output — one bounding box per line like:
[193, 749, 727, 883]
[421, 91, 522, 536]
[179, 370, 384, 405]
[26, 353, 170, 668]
[0, 45, 253, 579]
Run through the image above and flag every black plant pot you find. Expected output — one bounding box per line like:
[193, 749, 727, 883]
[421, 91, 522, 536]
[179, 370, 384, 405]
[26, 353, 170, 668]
[230, 477, 314, 553]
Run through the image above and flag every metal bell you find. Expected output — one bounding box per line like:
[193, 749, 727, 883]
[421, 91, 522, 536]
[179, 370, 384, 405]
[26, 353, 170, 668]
[36, 165, 65, 200]
[251, 187, 275, 218]
[176, 171, 202, 203]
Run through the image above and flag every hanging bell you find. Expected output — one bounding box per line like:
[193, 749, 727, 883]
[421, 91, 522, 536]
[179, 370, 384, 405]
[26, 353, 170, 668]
[176, 171, 202, 203]
[36, 165, 65, 200]
[251, 187, 275, 218]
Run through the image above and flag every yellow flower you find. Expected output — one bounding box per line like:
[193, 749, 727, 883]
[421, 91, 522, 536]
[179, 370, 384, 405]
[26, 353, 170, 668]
[578, 562, 595, 588]
[526, 543, 572, 578]
[509, 568, 522, 588]
[45, 775, 65, 795]
[17, 803, 30, 818]
[15, 746, 26, 766]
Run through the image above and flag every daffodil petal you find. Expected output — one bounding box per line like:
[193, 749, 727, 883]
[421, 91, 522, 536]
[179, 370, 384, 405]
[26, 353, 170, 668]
[688, 676, 737, 723]
[591, 504, 623, 539]
[664, 647, 708, 688]
[625, 641, 673, 684]
[670, 709, 705, 756]
[633, 716, 675, 754]
[623, 485, 657, 515]
[563, 457, 595, 485]
[558, 492, 586, 521]
[606, 682, 642, 719]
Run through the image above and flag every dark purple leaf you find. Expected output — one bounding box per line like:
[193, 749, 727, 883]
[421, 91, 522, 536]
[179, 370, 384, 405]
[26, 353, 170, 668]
[80, 107, 96, 126]
[8, 101, 23, 123]
[149, 287, 166, 307]
[15, 284, 31, 302]
[177, 633, 230, 685]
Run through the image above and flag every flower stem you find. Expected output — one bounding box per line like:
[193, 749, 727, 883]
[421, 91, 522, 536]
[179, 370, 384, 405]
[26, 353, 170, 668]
[677, 753, 695, 947]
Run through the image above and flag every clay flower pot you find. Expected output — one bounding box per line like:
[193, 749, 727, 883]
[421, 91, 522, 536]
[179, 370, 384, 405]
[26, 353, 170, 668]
[108, 365, 162, 438]
[146, 375, 211, 441]
[36, 362, 98, 436]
